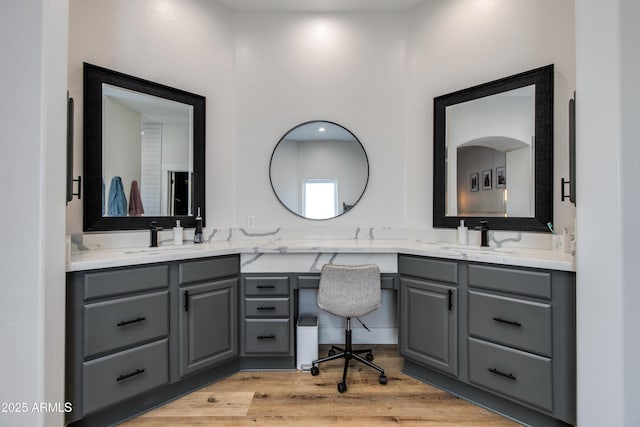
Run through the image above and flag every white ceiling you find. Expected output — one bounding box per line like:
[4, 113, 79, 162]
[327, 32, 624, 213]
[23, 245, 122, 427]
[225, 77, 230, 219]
[104, 84, 191, 125]
[214, 0, 429, 12]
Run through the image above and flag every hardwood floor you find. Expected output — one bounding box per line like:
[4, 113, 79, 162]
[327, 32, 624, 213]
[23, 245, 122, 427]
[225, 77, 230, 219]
[122, 345, 519, 426]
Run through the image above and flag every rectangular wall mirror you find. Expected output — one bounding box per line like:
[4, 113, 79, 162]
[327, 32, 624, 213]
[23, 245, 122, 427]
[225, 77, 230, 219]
[433, 65, 554, 232]
[83, 63, 206, 231]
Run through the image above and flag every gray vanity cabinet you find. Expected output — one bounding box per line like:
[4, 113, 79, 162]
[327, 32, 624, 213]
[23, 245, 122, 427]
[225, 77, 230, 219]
[465, 263, 576, 424]
[398, 254, 576, 426]
[177, 257, 239, 378]
[66, 264, 171, 422]
[239, 275, 295, 369]
[67, 255, 240, 426]
[399, 257, 458, 376]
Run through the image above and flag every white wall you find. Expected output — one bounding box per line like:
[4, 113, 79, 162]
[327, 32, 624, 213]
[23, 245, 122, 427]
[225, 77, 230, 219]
[506, 146, 534, 217]
[232, 11, 407, 228]
[162, 123, 190, 170]
[405, 0, 575, 232]
[67, 0, 236, 232]
[103, 97, 142, 214]
[67, 0, 574, 234]
[0, 1, 68, 426]
[576, 0, 640, 425]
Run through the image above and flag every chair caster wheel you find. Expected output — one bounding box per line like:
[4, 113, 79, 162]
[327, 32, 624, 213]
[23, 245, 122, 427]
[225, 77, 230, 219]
[337, 382, 347, 393]
[366, 353, 374, 362]
[328, 349, 336, 356]
[379, 374, 387, 385]
[310, 366, 319, 376]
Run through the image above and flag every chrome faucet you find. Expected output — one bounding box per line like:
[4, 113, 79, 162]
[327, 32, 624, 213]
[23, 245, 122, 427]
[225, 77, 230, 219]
[150, 221, 162, 247]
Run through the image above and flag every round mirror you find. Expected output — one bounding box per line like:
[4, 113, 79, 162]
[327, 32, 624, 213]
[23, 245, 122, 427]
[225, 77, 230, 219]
[269, 121, 369, 220]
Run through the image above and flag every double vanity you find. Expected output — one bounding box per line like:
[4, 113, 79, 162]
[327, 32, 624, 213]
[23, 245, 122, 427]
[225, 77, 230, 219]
[66, 237, 575, 427]
[68, 61, 574, 426]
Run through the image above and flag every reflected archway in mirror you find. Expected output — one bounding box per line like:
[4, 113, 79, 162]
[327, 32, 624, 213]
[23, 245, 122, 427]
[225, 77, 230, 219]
[433, 65, 553, 232]
[270, 121, 369, 220]
[83, 63, 206, 231]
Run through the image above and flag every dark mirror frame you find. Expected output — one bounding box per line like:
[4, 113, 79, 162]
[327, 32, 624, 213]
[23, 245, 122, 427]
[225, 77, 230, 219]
[269, 120, 370, 221]
[83, 63, 206, 231]
[433, 64, 554, 232]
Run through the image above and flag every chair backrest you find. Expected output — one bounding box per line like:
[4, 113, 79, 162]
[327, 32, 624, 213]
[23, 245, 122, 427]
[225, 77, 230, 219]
[317, 264, 381, 318]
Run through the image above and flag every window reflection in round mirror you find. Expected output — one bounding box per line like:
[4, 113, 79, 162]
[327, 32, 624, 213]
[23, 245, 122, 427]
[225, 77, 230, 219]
[269, 121, 369, 220]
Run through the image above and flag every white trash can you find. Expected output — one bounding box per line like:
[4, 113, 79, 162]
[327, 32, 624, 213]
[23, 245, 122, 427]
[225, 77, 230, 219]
[296, 315, 318, 370]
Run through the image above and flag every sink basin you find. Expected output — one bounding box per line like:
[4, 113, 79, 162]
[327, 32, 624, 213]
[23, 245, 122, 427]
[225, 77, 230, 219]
[442, 245, 514, 255]
[124, 245, 200, 255]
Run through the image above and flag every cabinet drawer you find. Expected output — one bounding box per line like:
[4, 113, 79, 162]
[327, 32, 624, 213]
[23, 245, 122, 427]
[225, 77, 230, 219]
[178, 256, 239, 285]
[83, 291, 168, 358]
[398, 255, 458, 284]
[82, 339, 168, 416]
[467, 264, 551, 299]
[244, 276, 290, 296]
[468, 291, 551, 356]
[245, 297, 290, 318]
[83, 265, 168, 300]
[468, 338, 552, 412]
[244, 319, 290, 354]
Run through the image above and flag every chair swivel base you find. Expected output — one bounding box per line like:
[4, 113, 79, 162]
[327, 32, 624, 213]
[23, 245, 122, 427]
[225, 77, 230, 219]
[310, 326, 387, 393]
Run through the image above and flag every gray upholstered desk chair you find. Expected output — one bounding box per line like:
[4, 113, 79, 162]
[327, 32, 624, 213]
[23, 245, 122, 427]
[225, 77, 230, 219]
[310, 264, 387, 393]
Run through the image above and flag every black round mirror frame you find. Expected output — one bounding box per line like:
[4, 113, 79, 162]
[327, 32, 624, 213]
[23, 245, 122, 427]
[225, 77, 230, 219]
[269, 120, 370, 221]
[433, 64, 554, 232]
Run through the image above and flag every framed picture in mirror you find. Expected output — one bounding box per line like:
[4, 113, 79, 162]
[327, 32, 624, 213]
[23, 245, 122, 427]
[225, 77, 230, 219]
[482, 169, 492, 190]
[496, 166, 506, 189]
[470, 173, 479, 192]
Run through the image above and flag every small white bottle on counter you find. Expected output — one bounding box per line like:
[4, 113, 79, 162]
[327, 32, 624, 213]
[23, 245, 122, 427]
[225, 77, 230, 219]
[457, 220, 468, 245]
[173, 220, 183, 245]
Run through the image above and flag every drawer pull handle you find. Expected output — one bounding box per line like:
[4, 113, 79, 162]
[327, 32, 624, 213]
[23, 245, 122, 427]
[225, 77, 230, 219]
[493, 317, 522, 327]
[257, 285, 276, 289]
[116, 368, 146, 382]
[257, 306, 276, 311]
[257, 334, 276, 340]
[116, 316, 146, 327]
[488, 368, 517, 381]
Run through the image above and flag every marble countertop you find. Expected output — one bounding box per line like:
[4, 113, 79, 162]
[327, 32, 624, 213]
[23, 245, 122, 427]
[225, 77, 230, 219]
[67, 238, 575, 272]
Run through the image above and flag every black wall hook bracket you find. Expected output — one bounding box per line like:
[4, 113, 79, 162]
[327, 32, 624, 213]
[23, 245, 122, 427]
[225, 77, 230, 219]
[561, 177, 572, 202]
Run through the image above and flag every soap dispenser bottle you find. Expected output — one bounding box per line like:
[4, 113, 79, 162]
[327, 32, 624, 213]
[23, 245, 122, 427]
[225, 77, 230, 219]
[193, 207, 203, 244]
[457, 220, 468, 245]
[173, 220, 183, 245]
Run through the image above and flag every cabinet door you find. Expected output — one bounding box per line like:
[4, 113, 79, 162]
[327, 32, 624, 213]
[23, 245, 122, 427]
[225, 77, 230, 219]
[179, 278, 238, 378]
[399, 277, 458, 376]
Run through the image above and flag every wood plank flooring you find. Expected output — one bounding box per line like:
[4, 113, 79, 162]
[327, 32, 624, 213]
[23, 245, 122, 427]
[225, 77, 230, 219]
[122, 345, 519, 426]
